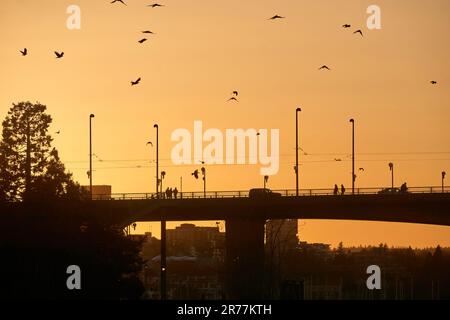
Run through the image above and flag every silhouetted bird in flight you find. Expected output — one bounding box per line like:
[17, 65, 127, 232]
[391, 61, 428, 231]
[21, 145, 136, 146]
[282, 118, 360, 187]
[93, 154, 103, 162]
[142, 30, 155, 34]
[54, 51, 64, 59]
[298, 147, 308, 155]
[232, 91, 238, 96]
[342, 24, 351, 28]
[430, 81, 437, 85]
[192, 169, 199, 179]
[353, 30, 363, 37]
[334, 158, 342, 162]
[55, 131, 60, 134]
[359, 167, 365, 171]
[319, 65, 330, 71]
[138, 38, 148, 43]
[269, 15, 285, 20]
[147, 141, 153, 146]
[228, 97, 238, 102]
[131, 78, 141, 86]
[20, 48, 27, 56]
[148, 3, 164, 7]
[111, 0, 127, 5]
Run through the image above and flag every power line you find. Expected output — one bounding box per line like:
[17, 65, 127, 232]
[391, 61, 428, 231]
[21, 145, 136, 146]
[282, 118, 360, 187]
[63, 151, 450, 164]
[67, 157, 450, 171]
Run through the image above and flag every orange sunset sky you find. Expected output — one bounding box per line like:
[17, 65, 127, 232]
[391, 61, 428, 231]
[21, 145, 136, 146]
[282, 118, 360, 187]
[1, 0, 449, 247]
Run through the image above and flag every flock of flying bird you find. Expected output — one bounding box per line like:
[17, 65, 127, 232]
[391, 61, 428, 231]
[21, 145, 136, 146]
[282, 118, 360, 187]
[111, 0, 163, 7]
[18, 3, 439, 97]
[14, 2, 443, 177]
[20, 48, 64, 59]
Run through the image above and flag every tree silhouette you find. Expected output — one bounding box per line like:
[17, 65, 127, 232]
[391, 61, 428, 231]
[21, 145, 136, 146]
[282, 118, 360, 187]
[0, 102, 144, 299]
[0, 101, 85, 201]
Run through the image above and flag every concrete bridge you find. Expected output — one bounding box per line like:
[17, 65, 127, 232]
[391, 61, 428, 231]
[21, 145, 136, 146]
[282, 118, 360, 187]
[2, 188, 449, 299]
[85, 192, 450, 226]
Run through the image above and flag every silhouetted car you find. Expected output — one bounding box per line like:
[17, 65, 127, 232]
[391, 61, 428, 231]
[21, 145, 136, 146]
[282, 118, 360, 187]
[378, 187, 409, 194]
[249, 188, 282, 199]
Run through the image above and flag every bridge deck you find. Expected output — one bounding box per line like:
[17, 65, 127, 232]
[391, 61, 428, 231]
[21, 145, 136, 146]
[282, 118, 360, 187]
[2, 192, 450, 227]
[92, 186, 450, 200]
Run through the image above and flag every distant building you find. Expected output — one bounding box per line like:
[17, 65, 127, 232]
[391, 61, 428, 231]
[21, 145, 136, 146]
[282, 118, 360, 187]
[167, 223, 225, 260]
[299, 242, 331, 253]
[81, 185, 111, 200]
[128, 234, 147, 243]
[141, 224, 226, 300]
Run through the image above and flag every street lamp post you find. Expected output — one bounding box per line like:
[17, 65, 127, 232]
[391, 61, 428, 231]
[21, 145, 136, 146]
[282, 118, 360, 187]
[154, 124, 159, 198]
[180, 176, 183, 199]
[161, 171, 166, 196]
[442, 171, 446, 193]
[264, 175, 269, 189]
[349, 119, 355, 194]
[154, 124, 166, 300]
[389, 162, 394, 189]
[201, 167, 206, 198]
[89, 114, 95, 200]
[296, 107, 301, 196]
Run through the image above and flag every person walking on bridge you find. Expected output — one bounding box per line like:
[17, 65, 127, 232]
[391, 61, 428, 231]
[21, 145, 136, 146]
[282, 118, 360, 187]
[341, 184, 346, 195]
[173, 187, 178, 199]
[334, 184, 339, 195]
[165, 187, 170, 199]
[400, 182, 408, 194]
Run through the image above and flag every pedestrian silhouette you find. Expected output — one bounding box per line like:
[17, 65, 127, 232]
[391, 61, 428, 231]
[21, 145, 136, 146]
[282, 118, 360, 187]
[334, 184, 339, 195]
[173, 187, 178, 199]
[341, 184, 346, 195]
[400, 182, 408, 193]
[165, 187, 170, 199]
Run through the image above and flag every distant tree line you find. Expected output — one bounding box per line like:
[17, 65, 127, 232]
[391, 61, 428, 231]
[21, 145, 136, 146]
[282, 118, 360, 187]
[276, 242, 450, 300]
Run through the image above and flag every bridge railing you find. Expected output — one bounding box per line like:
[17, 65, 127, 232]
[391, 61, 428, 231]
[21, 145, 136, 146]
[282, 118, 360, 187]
[92, 185, 450, 200]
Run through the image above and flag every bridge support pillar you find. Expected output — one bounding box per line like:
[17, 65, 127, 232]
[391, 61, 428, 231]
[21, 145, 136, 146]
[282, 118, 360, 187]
[225, 218, 265, 299]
